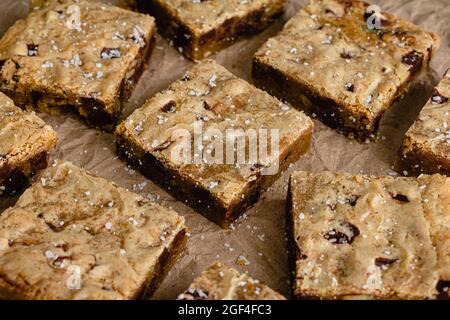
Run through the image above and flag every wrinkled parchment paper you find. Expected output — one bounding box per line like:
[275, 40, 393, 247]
[0, 0, 449, 299]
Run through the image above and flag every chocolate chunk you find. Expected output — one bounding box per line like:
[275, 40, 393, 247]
[160, 100, 177, 113]
[390, 192, 409, 203]
[344, 82, 355, 92]
[196, 114, 210, 122]
[436, 280, 450, 299]
[100, 48, 121, 59]
[323, 221, 360, 244]
[27, 44, 39, 57]
[401, 51, 424, 74]
[340, 52, 352, 59]
[347, 195, 359, 206]
[431, 89, 449, 105]
[375, 257, 398, 268]
[180, 289, 209, 300]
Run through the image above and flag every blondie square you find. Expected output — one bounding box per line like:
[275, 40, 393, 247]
[253, 0, 440, 141]
[0, 161, 187, 299]
[178, 262, 286, 300]
[0, 0, 156, 129]
[136, 0, 286, 61]
[287, 171, 450, 299]
[116, 59, 313, 227]
[0, 92, 56, 196]
[399, 70, 450, 176]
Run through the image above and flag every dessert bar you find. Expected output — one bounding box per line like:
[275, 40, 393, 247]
[116, 59, 313, 227]
[0, 0, 156, 129]
[0, 161, 187, 299]
[0, 92, 56, 196]
[287, 171, 450, 299]
[136, 0, 286, 61]
[399, 70, 450, 176]
[178, 262, 286, 300]
[253, 0, 440, 141]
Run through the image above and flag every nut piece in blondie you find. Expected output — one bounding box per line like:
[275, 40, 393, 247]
[178, 262, 286, 300]
[253, 0, 440, 141]
[0, 161, 187, 300]
[399, 70, 450, 176]
[0, 0, 156, 129]
[287, 171, 450, 299]
[0, 92, 56, 196]
[136, 0, 286, 61]
[116, 59, 313, 227]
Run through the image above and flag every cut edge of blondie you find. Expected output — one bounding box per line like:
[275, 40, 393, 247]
[136, 0, 286, 61]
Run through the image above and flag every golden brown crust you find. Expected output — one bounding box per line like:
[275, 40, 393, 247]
[116, 59, 313, 227]
[0, 161, 186, 300]
[399, 70, 450, 176]
[0, 0, 156, 129]
[253, 0, 440, 141]
[137, 0, 286, 61]
[287, 171, 450, 300]
[178, 262, 286, 300]
[0, 92, 57, 195]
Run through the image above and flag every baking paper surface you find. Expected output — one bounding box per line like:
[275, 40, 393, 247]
[0, 0, 449, 299]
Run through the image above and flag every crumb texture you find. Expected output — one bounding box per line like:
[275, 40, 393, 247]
[178, 262, 286, 300]
[288, 171, 450, 299]
[0, 161, 185, 300]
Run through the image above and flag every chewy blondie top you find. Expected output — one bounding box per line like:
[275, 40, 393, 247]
[400, 70, 450, 176]
[116, 59, 313, 227]
[137, 0, 286, 61]
[0, 0, 156, 129]
[0, 161, 186, 300]
[0, 92, 57, 195]
[253, 0, 440, 141]
[287, 171, 450, 300]
[178, 262, 286, 300]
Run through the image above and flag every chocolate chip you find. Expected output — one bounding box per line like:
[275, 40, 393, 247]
[27, 44, 39, 56]
[324, 221, 360, 244]
[401, 51, 424, 74]
[436, 280, 450, 299]
[181, 288, 209, 300]
[347, 195, 359, 206]
[160, 100, 177, 113]
[340, 52, 352, 59]
[431, 89, 449, 105]
[196, 114, 210, 122]
[344, 82, 355, 92]
[203, 101, 212, 111]
[375, 257, 398, 268]
[100, 48, 121, 59]
[390, 192, 409, 203]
